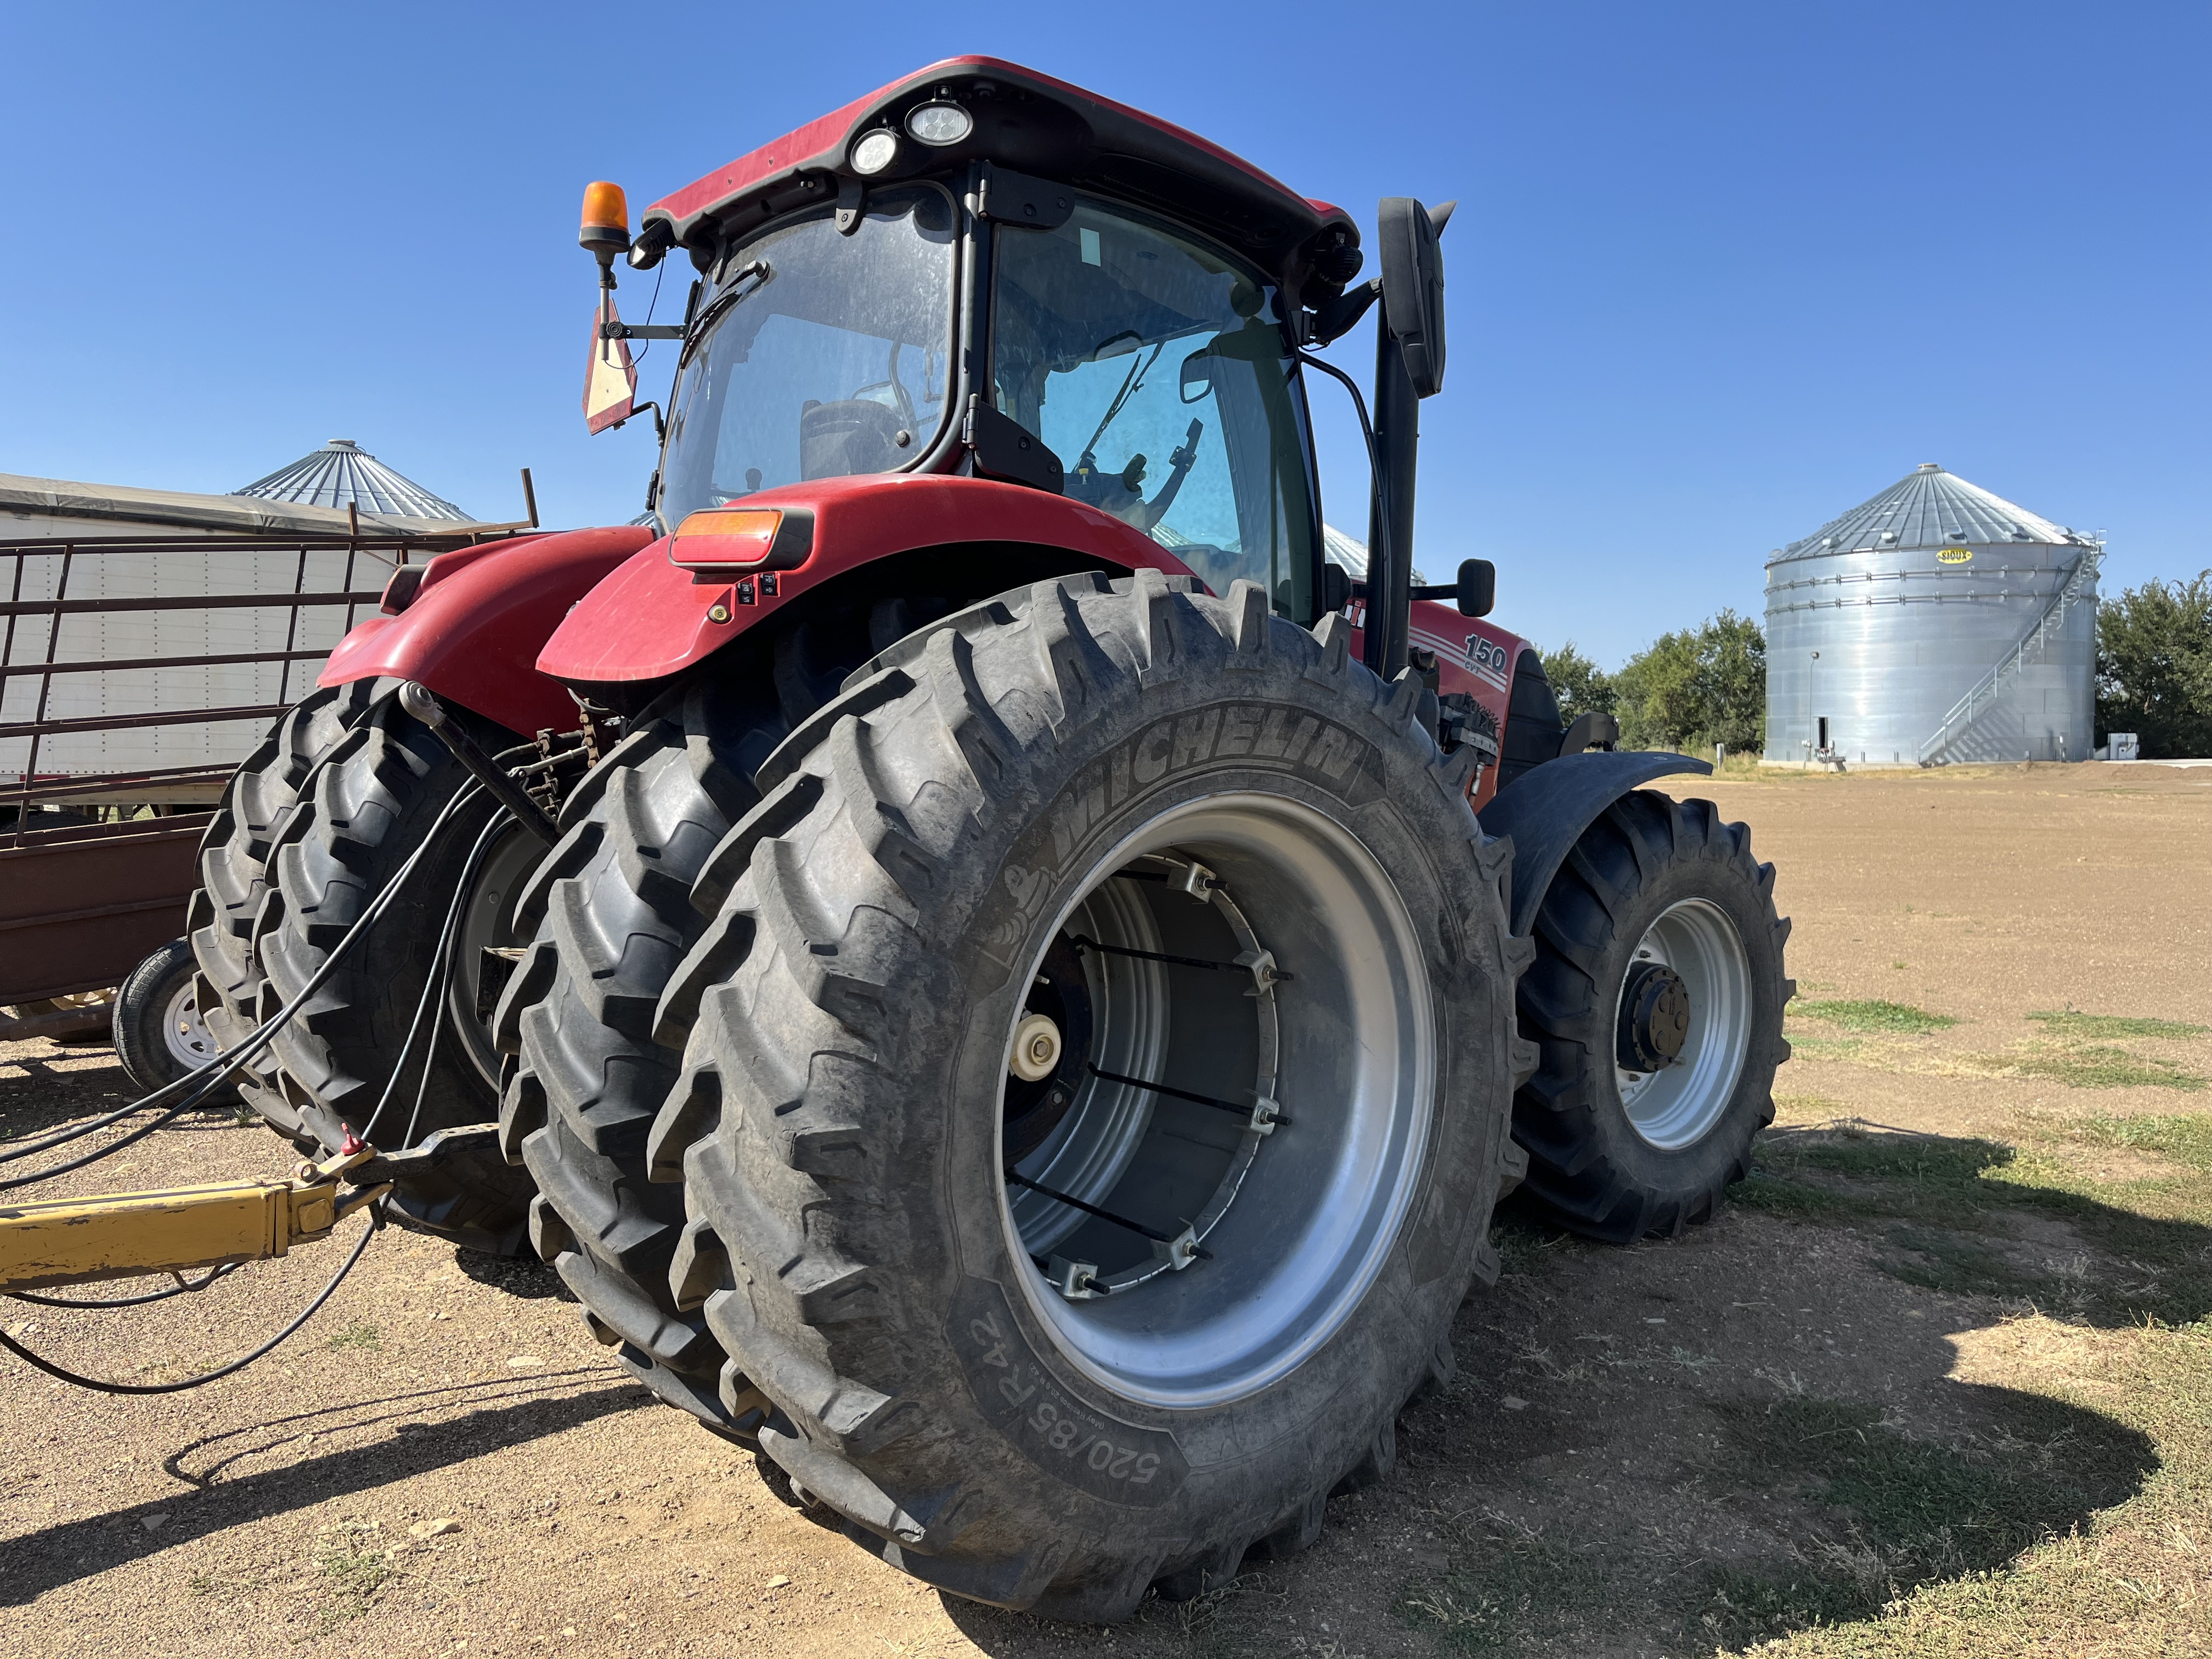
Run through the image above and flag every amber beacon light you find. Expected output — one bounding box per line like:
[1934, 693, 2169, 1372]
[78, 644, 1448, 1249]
[579, 181, 631, 281]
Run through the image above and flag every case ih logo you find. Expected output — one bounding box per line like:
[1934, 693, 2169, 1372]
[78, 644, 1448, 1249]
[1464, 634, 1511, 691]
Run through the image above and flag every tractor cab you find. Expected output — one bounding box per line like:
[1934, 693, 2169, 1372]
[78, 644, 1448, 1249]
[581, 59, 1397, 634]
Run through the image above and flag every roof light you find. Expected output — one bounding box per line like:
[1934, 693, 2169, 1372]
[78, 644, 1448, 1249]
[905, 101, 973, 146]
[579, 181, 630, 256]
[851, 130, 899, 176]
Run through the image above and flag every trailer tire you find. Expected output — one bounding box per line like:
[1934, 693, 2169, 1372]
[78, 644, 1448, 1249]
[114, 938, 236, 1103]
[241, 690, 541, 1252]
[647, 573, 1527, 1620]
[496, 677, 785, 1436]
[1509, 790, 1792, 1242]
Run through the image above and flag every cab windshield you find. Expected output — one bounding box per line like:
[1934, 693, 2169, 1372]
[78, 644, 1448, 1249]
[658, 186, 957, 527]
[991, 201, 1319, 617]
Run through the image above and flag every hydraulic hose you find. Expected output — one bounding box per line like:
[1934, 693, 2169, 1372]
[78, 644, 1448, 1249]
[0, 782, 488, 1190]
[0, 1201, 385, 1394]
[356, 805, 516, 1149]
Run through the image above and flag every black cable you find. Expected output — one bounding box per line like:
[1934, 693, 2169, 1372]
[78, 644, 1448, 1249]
[9, 1262, 239, 1309]
[0, 784, 486, 1188]
[359, 807, 511, 1149]
[630, 258, 667, 369]
[0, 1201, 383, 1395]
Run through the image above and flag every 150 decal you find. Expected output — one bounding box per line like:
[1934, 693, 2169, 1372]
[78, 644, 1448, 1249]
[1463, 634, 1511, 691]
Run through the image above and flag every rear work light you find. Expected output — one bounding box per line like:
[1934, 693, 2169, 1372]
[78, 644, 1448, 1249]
[667, 506, 815, 573]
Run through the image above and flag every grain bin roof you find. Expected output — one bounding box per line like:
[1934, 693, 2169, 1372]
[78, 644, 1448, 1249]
[0, 470, 477, 538]
[1769, 464, 2095, 566]
[233, 438, 470, 521]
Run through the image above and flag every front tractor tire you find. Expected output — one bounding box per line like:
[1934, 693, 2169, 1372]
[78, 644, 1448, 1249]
[191, 686, 541, 1253]
[621, 573, 1529, 1618]
[1510, 790, 1793, 1241]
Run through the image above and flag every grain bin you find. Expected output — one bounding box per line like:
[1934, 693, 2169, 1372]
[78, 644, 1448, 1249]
[1763, 464, 2100, 766]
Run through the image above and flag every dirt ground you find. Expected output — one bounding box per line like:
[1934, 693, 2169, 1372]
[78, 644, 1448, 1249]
[4, 760, 2208, 1658]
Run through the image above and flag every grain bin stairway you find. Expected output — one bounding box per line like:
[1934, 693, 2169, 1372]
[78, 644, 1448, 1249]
[1917, 544, 2102, 766]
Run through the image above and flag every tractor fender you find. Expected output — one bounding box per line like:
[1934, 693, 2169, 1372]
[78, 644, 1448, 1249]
[318, 526, 656, 735]
[537, 473, 1192, 685]
[1476, 749, 1714, 935]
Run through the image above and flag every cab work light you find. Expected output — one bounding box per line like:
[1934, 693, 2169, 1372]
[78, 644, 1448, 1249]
[668, 507, 815, 573]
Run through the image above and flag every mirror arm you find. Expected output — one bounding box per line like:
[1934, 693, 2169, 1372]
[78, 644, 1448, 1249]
[604, 400, 663, 441]
[601, 321, 686, 341]
[1306, 278, 1381, 348]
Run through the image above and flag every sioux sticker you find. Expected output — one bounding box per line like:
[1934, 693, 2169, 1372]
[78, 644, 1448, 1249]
[1462, 634, 1512, 691]
[1937, 548, 1973, 564]
[950, 1277, 1189, 1505]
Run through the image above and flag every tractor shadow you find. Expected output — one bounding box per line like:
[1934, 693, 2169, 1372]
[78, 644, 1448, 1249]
[942, 1126, 2183, 1658]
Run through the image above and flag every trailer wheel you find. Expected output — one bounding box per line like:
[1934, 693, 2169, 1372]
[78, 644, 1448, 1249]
[642, 574, 1525, 1619]
[239, 690, 540, 1251]
[494, 677, 785, 1436]
[1509, 790, 1791, 1241]
[114, 938, 236, 1102]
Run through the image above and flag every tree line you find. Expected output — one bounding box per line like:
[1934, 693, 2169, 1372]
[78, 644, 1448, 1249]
[1539, 572, 2210, 761]
[1542, 610, 1767, 755]
[2095, 572, 2211, 758]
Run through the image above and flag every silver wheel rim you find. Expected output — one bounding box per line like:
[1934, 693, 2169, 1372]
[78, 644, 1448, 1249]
[999, 793, 1435, 1410]
[447, 823, 541, 1088]
[161, 979, 220, 1072]
[1615, 898, 1753, 1150]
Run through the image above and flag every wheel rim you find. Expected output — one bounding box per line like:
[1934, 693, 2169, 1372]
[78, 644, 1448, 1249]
[1614, 898, 1753, 1150]
[161, 979, 220, 1072]
[447, 823, 541, 1088]
[998, 793, 1435, 1409]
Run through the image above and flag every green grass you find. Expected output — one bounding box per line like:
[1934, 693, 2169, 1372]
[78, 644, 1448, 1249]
[1794, 1000, 1959, 1034]
[1982, 1043, 2206, 1092]
[1739, 1127, 2212, 1325]
[1741, 1321, 2212, 1658]
[1398, 1514, 1609, 1654]
[325, 1323, 381, 1351]
[1688, 1395, 2154, 1649]
[2027, 1010, 2209, 1041]
[312, 1527, 392, 1632]
[2063, 1113, 2212, 1171]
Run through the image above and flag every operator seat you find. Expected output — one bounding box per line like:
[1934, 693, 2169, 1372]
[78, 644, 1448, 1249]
[800, 398, 906, 479]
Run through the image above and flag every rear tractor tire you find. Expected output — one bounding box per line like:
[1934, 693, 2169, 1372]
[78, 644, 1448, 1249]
[1509, 789, 1792, 1241]
[192, 685, 543, 1253]
[494, 676, 785, 1436]
[634, 573, 1530, 1619]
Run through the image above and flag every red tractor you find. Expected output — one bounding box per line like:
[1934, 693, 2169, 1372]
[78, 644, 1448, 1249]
[191, 58, 1789, 1619]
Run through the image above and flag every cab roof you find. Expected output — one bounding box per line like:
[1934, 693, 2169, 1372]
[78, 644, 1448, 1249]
[642, 58, 1357, 295]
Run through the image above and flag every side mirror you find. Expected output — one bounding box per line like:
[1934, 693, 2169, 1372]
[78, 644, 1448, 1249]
[1376, 196, 1448, 398]
[1319, 562, 1352, 615]
[1180, 348, 1213, 404]
[1457, 557, 1494, 618]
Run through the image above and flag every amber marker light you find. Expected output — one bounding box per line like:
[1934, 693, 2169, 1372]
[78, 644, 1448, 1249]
[670, 507, 780, 563]
[668, 506, 816, 573]
[579, 180, 631, 255]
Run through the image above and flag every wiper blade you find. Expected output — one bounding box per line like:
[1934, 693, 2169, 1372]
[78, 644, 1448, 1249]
[680, 261, 770, 365]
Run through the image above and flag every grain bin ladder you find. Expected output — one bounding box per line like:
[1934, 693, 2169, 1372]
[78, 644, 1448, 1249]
[1916, 543, 2102, 767]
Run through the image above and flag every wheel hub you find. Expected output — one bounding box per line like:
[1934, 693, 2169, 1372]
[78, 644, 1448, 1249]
[996, 794, 1435, 1408]
[1615, 962, 1690, 1071]
[1612, 898, 1755, 1151]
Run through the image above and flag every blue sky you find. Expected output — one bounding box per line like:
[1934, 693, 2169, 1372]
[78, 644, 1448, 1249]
[4, 2, 2204, 666]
